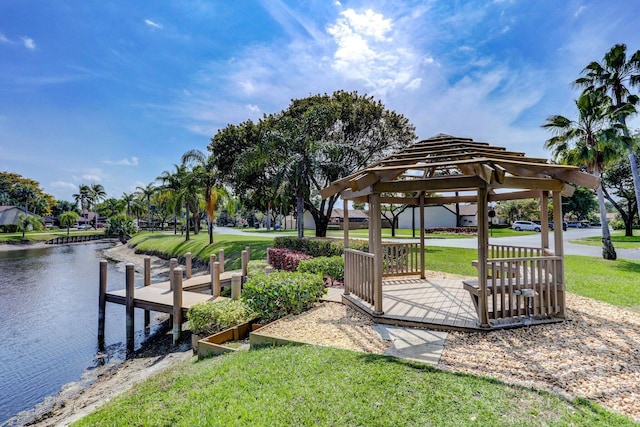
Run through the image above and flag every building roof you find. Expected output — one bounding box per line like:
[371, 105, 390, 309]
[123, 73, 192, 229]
[331, 208, 369, 219]
[321, 134, 599, 205]
[0, 206, 34, 225]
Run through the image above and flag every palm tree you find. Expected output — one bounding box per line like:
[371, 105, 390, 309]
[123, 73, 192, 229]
[72, 184, 91, 221]
[15, 185, 36, 214]
[59, 211, 79, 236]
[16, 213, 42, 238]
[121, 192, 135, 218]
[89, 183, 106, 228]
[181, 149, 227, 244]
[543, 91, 631, 259]
[574, 43, 640, 222]
[157, 164, 200, 241]
[136, 183, 156, 232]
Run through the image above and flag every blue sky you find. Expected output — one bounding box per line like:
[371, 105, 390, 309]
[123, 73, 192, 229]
[2, 0, 640, 202]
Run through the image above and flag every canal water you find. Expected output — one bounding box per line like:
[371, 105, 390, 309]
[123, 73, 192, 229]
[0, 243, 166, 425]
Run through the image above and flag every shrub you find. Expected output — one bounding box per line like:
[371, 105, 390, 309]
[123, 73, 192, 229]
[297, 256, 344, 285]
[187, 299, 255, 336]
[610, 220, 625, 230]
[246, 259, 270, 278]
[267, 247, 313, 271]
[273, 236, 368, 256]
[242, 271, 326, 323]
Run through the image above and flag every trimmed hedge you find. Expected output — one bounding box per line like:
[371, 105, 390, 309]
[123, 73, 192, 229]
[297, 256, 344, 285]
[186, 299, 255, 336]
[242, 271, 326, 322]
[425, 227, 477, 234]
[267, 248, 313, 271]
[273, 236, 367, 256]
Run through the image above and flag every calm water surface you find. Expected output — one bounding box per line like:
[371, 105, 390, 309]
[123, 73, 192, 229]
[0, 243, 165, 425]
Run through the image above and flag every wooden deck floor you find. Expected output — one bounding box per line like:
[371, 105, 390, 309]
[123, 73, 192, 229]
[105, 270, 241, 315]
[343, 275, 484, 331]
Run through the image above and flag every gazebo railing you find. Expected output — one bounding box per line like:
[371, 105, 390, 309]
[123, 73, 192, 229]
[381, 242, 420, 276]
[488, 244, 552, 258]
[344, 249, 375, 305]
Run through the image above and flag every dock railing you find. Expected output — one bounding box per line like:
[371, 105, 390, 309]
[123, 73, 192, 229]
[344, 249, 375, 305]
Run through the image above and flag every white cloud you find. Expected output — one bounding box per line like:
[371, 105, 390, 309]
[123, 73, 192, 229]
[574, 5, 587, 17]
[246, 104, 260, 113]
[22, 37, 35, 50]
[0, 33, 9, 43]
[102, 156, 139, 166]
[82, 174, 102, 182]
[50, 181, 77, 192]
[145, 19, 163, 29]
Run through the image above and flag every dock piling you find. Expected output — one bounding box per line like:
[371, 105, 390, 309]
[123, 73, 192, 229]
[169, 258, 178, 291]
[241, 250, 249, 278]
[185, 252, 192, 279]
[98, 260, 107, 350]
[125, 263, 135, 354]
[144, 257, 151, 328]
[231, 274, 241, 300]
[212, 261, 221, 297]
[218, 249, 225, 273]
[172, 267, 183, 345]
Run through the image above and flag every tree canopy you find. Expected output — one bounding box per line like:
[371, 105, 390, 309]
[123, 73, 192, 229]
[208, 90, 417, 237]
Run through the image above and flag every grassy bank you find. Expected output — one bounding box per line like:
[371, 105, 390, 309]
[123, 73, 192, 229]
[73, 345, 634, 427]
[570, 230, 640, 249]
[129, 232, 273, 270]
[0, 230, 103, 244]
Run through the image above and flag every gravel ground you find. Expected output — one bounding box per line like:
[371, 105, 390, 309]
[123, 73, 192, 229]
[255, 293, 640, 422]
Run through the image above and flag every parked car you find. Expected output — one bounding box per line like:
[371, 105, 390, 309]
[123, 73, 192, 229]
[77, 224, 92, 230]
[511, 220, 541, 232]
[566, 221, 584, 228]
[548, 221, 568, 231]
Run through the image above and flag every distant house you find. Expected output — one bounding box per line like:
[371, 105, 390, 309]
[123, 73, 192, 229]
[397, 204, 478, 229]
[302, 208, 370, 230]
[0, 206, 37, 226]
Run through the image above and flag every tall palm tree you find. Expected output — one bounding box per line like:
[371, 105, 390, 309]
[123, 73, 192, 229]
[72, 184, 91, 224]
[574, 43, 640, 221]
[121, 192, 135, 218]
[89, 183, 106, 228]
[181, 149, 227, 244]
[543, 91, 631, 260]
[157, 165, 199, 241]
[136, 182, 156, 232]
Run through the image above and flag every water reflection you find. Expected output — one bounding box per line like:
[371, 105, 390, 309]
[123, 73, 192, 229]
[0, 243, 166, 424]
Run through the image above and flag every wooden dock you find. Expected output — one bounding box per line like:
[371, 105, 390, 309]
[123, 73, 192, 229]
[104, 270, 241, 315]
[99, 247, 251, 353]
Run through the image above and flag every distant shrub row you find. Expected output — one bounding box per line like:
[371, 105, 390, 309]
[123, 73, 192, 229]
[273, 236, 367, 256]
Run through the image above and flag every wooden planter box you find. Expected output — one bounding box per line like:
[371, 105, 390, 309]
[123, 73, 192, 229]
[197, 322, 253, 359]
[249, 316, 309, 349]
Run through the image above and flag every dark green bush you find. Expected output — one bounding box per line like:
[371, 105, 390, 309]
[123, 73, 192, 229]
[241, 271, 326, 322]
[610, 220, 625, 230]
[273, 236, 367, 256]
[297, 256, 344, 284]
[187, 299, 255, 335]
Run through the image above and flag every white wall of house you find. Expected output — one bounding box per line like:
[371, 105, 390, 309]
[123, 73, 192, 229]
[397, 205, 457, 229]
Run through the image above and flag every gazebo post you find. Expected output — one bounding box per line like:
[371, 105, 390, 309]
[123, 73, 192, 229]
[552, 190, 565, 317]
[343, 198, 349, 249]
[419, 192, 425, 279]
[477, 186, 489, 327]
[370, 193, 383, 315]
[541, 191, 550, 249]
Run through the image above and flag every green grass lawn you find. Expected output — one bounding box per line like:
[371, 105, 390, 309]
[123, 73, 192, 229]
[571, 230, 640, 249]
[129, 231, 273, 270]
[73, 345, 633, 427]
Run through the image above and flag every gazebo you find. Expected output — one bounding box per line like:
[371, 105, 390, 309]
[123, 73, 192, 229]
[321, 134, 599, 330]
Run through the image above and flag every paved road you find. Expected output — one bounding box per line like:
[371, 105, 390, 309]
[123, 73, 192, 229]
[215, 226, 639, 260]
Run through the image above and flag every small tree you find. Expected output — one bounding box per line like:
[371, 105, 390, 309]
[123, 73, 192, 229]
[16, 213, 43, 238]
[59, 211, 79, 236]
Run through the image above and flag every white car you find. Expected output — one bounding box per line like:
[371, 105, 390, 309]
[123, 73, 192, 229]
[511, 220, 541, 232]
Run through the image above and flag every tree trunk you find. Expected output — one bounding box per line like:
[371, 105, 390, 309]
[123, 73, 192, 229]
[185, 202, 190, 241]
[391, 217, 396, 237]
[296, 194, 304, 238]
[628, 149, 640, 223]
[267, 201, 272, 232]
[208, 220, 213, 245]
[596, 184, 616, 260]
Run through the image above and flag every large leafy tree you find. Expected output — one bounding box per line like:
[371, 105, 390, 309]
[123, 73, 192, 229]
[574, 43, 640, 222]
[543, 91, 632, 259]
[602, 154, 638, 236]
[0, 171, 55, 215]
[209, 90, 417, 237]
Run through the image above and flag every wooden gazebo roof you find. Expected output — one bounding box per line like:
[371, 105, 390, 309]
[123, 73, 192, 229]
[321, 134, 599, 204]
